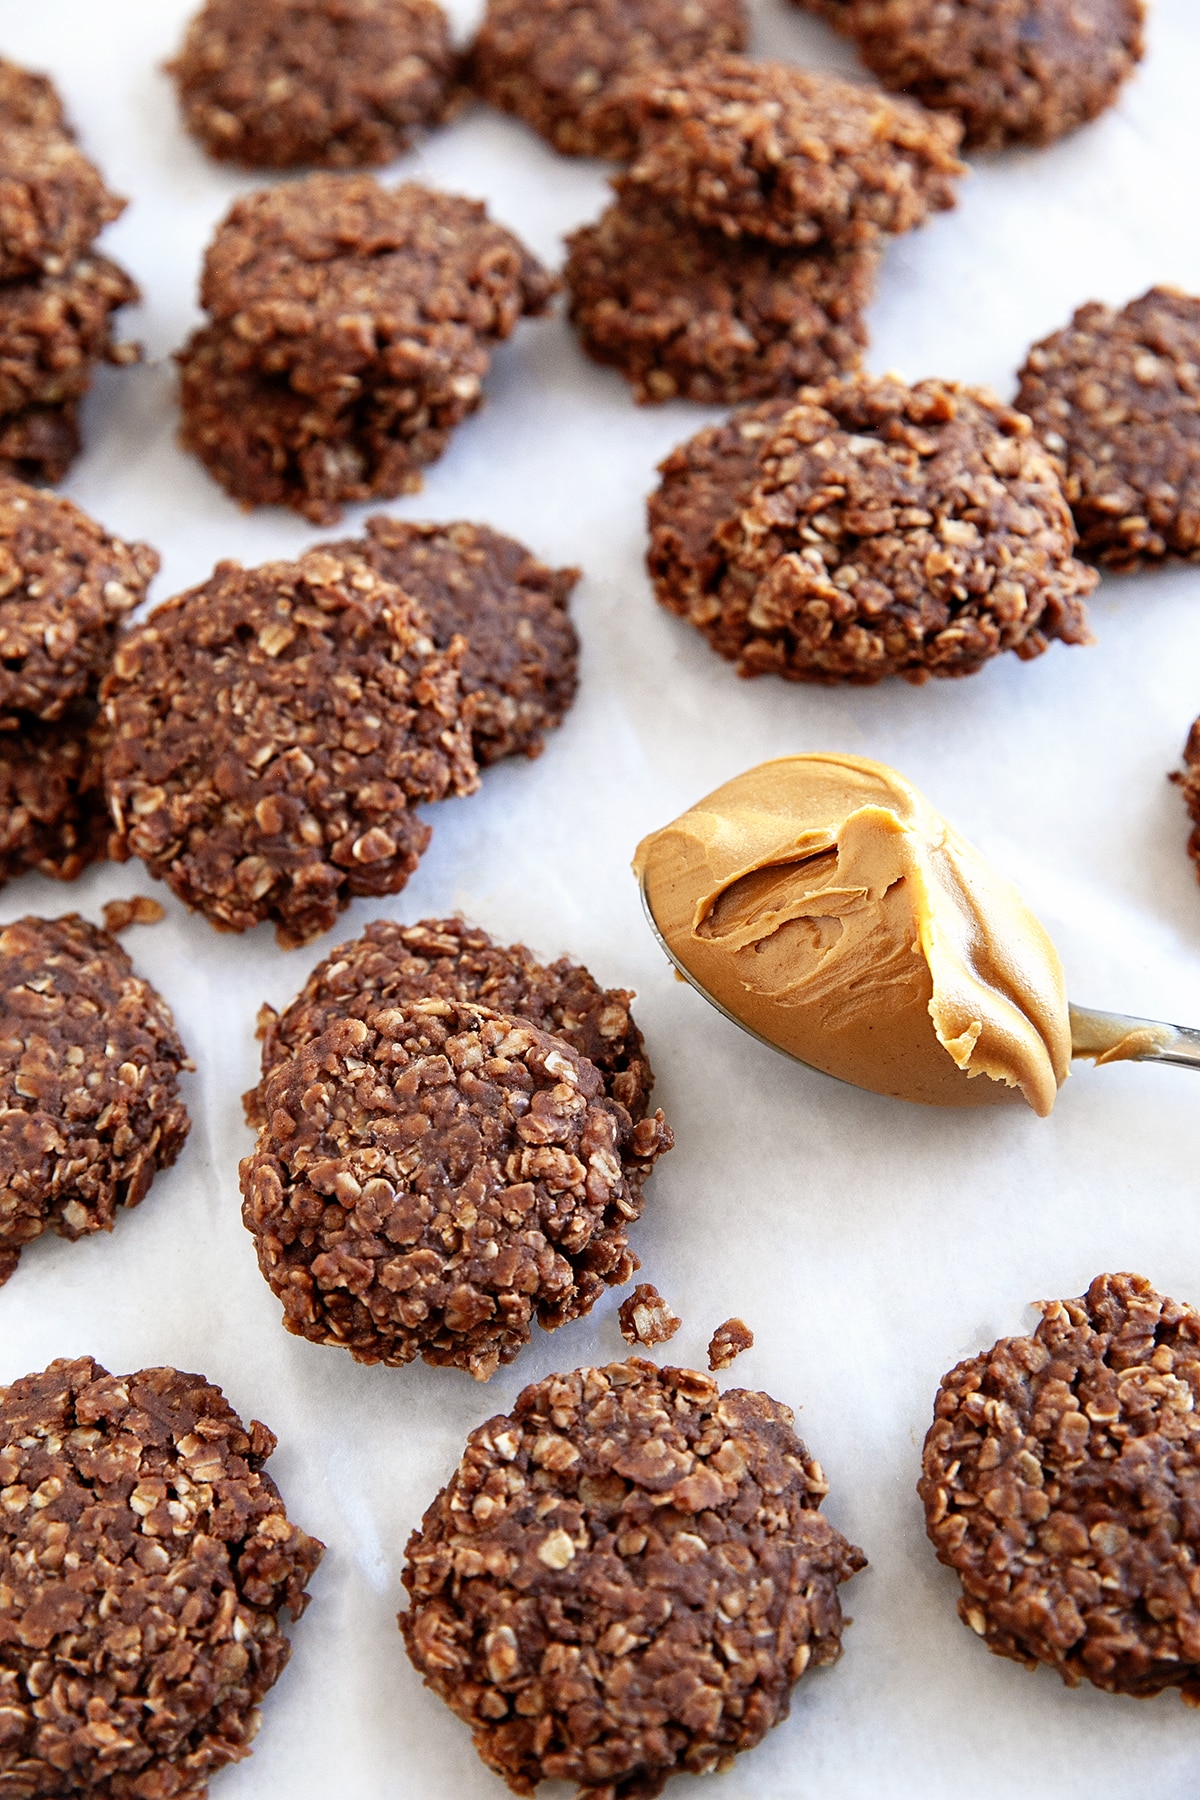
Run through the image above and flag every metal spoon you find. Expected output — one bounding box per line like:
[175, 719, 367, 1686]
[638, 874, 1200, 1081]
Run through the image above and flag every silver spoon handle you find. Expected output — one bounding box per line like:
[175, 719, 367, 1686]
[1069, 1004, 1200, 1070]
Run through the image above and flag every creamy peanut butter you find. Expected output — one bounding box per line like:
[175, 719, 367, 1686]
[634, 754, 1071, 1114]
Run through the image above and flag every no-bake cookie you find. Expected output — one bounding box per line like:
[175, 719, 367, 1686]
[0, 1355, 323, 1791]
[0, 478, 157, 723]
[0, 57, 68, 136]
[101, 549, 478, 947]
[324, 517, 579, 764]
[470, 0, 747, 159]
[0, 124, 124, 283]
[0, 913, 190, 1285]
[0, 253, 138, 417]
[921, 1272, 1200, 1700]
[252, 914, 659, 1129]
[620, 57, 964, 250]
[0, 398, 79, 483]
[0, 708, 110, 887]
[242, 1001, 670, 1377]
[177, 175, 557, 522]
[401, 1358, 866, 1791]
[565, 196, 875, 403]
[169, 0, 461, 169]
[647, 376, 1096, 683]
[826, 0, 1146, 152]
[1016, 287, 1200, 571]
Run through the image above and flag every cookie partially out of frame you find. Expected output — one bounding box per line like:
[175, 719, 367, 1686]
[401, 1358, 866, 1791]
[647, 376, 1096, 683]
[0, 478, 157, 724]
[0, 706, 111, 888]
[565, 195, 875, 404]
[0, 253, 139, 417]
[921, 1272, 1200, 1701]
[242, 1001, 671, 1378]
[0, 1355, 323, 1791]
[0, 124, 124, 282]
[169, 0, 462, 170]
[1016, 287, 1200, 571]
[832, 0, 1146, 152]
[0, 913, 190, 1285]
[101, 549, 478, 946]
[469, 0, 747, 159]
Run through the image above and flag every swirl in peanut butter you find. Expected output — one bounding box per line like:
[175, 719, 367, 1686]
[634, 754, 1070, 1113]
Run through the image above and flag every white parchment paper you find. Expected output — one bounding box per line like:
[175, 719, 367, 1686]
[0, 2, 1199, 1794]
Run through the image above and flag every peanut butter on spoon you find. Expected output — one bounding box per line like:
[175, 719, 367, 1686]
[635, 753, 1076, 1113]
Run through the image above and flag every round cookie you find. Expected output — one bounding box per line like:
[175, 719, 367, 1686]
[101, 549, 479, 947]
[621, 57, 964, 250]
[329, 517, 580, 765]
[0, 57, 68, 134]
[251, 914, 661, 1129]
[178, 177, 557, 522]
[400, 1358, 866, 1790]
[0, 254, 139, 417]
[169, 0, 461, 170]
[0, 479, 158, 724]
[1016, 287, 1200, 571]
[0, 914, 190, 1286]
[842, 0, 1146, 152]
[920, 1272, 1200, 1700]
[469, 0, 747, 159]
[565, 195, 875, 404]
[241, 1000, 671, 1378]
[0, 708, 110, 888]
[0, 1355, 323, 1791]
[647, 376, 1097, 683]
[0, 125, 124, 282]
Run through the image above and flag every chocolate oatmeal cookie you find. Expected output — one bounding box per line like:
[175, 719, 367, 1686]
[0, 479, 157, 724]
[0, 401, 79, 484]
[178, 177, 556, 521]
[101, 549, 478, 947]
[252, 915, 658, 1128]
[0, 58, 68, 135]
[169, 0, 461, 170]
[834, 0, 1146, 152]
[0, 707, 110, 887]
[621, 57, 964, 250]
[647, 376, 1096, 683]
[0, 1355, 323, 1792]
[1016, 288, 1200, 571]
[920, 1272, 1200, 1700]
[0, 253, 139, 417]
[0, 914, 190, 1285]
[469, 0, 747, 159]
[328, 517, 580, 765]
[242, 1001, 671, 1378]
[566, 195, 875, 404]
[0, 125, 124, 282]
[1171, 716, 1200, 887]
[401, 1358, 866, 1791]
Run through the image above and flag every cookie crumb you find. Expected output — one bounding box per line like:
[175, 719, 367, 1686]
[618, 1280, 682, 1345]
[708, 1316, 753, 1368]
[102, 894, 166, 932]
